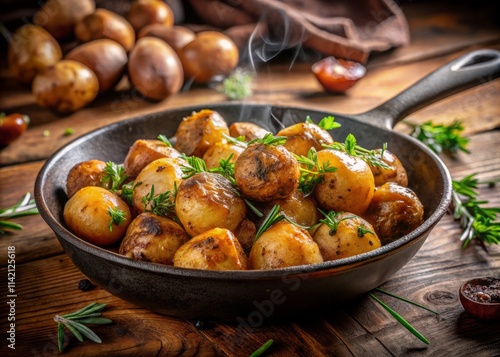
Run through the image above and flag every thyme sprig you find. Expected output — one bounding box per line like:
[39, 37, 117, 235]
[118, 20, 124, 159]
[305, 115, 341, 130]
[405, 120, 469, 155]
[248, 133, 287, 146]
[120, 181, 141, 205]
[102, 161, 128, 192]
[108, 206, 126, 231]
[180, 154, 208, 179]
[317, 209, 356, 235]
[54, 302, 112, 352]
[295, 147, 337, 197]
[254, 204, 311, 241]
[0, 192, 39, 234]
[141, 184, 177, 217]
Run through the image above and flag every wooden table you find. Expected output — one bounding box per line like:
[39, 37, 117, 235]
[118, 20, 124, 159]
[1, 2, 499, 356]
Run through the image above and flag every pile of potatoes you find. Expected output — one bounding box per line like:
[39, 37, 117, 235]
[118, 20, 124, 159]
[7, 0, 240, 113]
[62, 109, 425, 271]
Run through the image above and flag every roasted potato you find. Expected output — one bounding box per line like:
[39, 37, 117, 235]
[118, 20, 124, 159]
[202, 141, 245, 170]
[363, 182, 424, 244]
[175, 172, 247, 237]
[173, 228, 247, 270]
[8, 25, 62, 83]
[229, 122, 269, 142]
[32, 60, 99, 113]
[277, 122, 334, 157]
[127, 0, 175, 32]
[66, 159, 109, 198]
[314, 149, 375, 216]
[138, 24, 195, 54]
[75, 8, 136, 52]
[234, 218, 257, 256]
[263, 189, 320, 227]
[312, 212, 381, 261]
[63, 186, 131, 246]
[124, 139, 182, 178]
[119, 212, 189, 265]
[173, 109, 229, 157]
[65, 39, 128, 94]
[248, 221, 323, 269]
[369, 149, 408, 187]
[234, 141, 300, 202]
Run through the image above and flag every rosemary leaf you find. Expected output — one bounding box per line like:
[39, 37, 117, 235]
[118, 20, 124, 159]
[58, 323, 65, 352]
[71, 317, 113, 325]
[64, 319, 102, 343]
[249, 339, 274, 357]
[374, 288, 439, 315]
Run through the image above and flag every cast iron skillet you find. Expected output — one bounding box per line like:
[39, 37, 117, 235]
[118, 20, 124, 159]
[35, 50, 500, 321]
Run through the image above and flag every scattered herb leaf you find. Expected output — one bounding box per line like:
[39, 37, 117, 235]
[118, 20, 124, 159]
[0, 192, 39, 234]
[64, 128, 74, 136]
[108, 206, 126, 231]
[405, 120, 469, 155]
[249, 339, 274, 357]
[219, 68, 253, 100]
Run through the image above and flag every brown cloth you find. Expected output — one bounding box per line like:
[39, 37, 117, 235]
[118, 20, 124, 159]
[186, 0, 410, 63]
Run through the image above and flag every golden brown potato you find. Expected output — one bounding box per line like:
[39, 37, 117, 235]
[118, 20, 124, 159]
[33, 0, 95, 40]
[63, 186, 131, 246]
[138, 24, 195, 54]
[119, 212, 189, 265]
[314, 149, 375, 216]
[173, 228, 247, 270]
[127, 0, 174, 33]
[65, 39, 128, 94]
[363, 182, 424, 244]
[234, 218, 257, 256]
[277, 122, 334, 157]
[8, 25, 62, 83]
[173, 109, 229, 157]
[32, 60, 99, 113]
[124, 139, 182, 178]
[75, 9, 136, 52]
[128, 37, 183, 100]
[66, 159, 109, 198]
[133, 157, 185, 213]
[179, 31, 239, 84]
[263, 189, 320, 227]
[175, 172, 247, 237]
[248, 221, 323, 269]
[369, 149, 408, 187]
[229, 122, 269, 142]
[312, 212, 381, 261]
[202, 141, 245, 170]
[234, 142, 300, 202]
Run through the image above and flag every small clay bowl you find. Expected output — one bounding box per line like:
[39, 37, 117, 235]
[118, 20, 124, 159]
[459, 277, 500, 320]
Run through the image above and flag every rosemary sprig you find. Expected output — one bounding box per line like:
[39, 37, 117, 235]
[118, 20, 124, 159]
[223, 133, 248, 148]
[141, 184, 177, 217]
[102, 161, 128, 192]
[305, 115, 341, 130]
[405, 120, 470, 155]
[0, 192, 39, 234]
[180, 154, 208, 179]
[317, 209, 355, 234]
[295, 147, 337, 197]
[108, 206, 126, 231]
[254, 204, 311, 241]
[54, 302, 112, 352]
[120, 181, 141, 205]
[249, 339, 274, 357]
[248, 133, 287, 146]
[209, 154, 237, 185]
[218, 68, 253, 100]
[157, 134, 173, 147]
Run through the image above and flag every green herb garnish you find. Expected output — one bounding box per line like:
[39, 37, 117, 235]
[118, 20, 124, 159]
[209, 154, 237, 185]
[0, 192, 39, 234]
[219, 68, 253, 100]
[108, 206, 126, 231]
[102, 161, 128, 192]
[180, 155, 208, 179]
[63, 128, 74, 136]
[248, 133, 287, 146]
[249, 339, 274, 357]
[295, 147, 337, 196]
[305, 115, 341, 130]
[405, 120, 469, 155]
[157, 134, 173, 147]
[120, 181, 141, 205]
[141, 184, 177, 217]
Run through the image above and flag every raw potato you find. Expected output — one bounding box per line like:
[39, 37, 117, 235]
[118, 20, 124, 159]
[173, 228, 247, 270]
[33, 0, 95, 40]
[314, 149, 375, 216]
[248, 221, 323, 269]
[173, 109, 229, 157]
[8, 25, 62, 83]
[63, 186, 131, 246]
[128, 37, 183, 100]
[138, 24, 195, 54]
[75, 8, 136, 52]
[66, 159, 109, 198]
[32, 60, 99, 113]
[66, 39, 128, 94]
[369, 149, 408, 187]
[229, 122, 269, 142]
[119, 213, 189, 265]
[264, 189, 320, 227]
[313, 212, 381, 261]
[277, 122, 334, 157]
[127, 0, 175, 32]
[124, 139, 182, 178]
[202, 141, 245, 170]
[175, 172, 247, 237]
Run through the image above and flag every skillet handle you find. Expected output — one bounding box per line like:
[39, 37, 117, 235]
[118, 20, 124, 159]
[353, 49, 500, 129]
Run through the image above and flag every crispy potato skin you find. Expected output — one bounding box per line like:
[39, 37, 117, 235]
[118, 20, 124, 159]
[66, 160, 109, 198]
[314, 149, 375, 216]
[173, 228, 247, 270]
[248, 221, 323, 270]
[264, 189, 320, 227]
[202, 141, 245, 170]
[229, 122, 269, 142]
[234, 143, 300, 202]
[369, 149, 408, 187]
[174, 109, 229, 157]
[63, 186, 131, 246]
[277, 122, 334, 157]
[313, 213, 381, 261]
[234, 218, 257, 256]
[119, 213, 189, 265]
[175, 172, 246, 237]
[363, 182, 424, 244]
[124, 139, 182, 178]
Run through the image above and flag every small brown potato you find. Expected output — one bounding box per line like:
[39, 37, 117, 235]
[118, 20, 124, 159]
[8, 25, 62, 83]
[32, 60, 99, 113]
[138, 24, 195, 54]
[248, 221, 323, 270]
[313, 212, 381, 261]
[124, 139, 182, 178]
[128, 37, 183, 100]
[33, 0, 95, 40]
[133, 157, 185, 213]
[63, 186, 131, 246]
[229, 122, 269, 142]
[173, 109, 229, 157]
[363, 182, 424, 244]
[119, 212, 189, 265]
[65, 39, 128, 94]
[234, 218, 257, 256]
[179, 31, 239, 84]
[75, 8, 136, 52]
[202, 141, 245, 170]
[66, 159, 109, 198]
[175, 172, 247, 237]
[264, 189, 320, 227]
[173, 228, 247, 270]
[127, 0, 175, 33]
[277, 122, 334, 157]
[314, 149, 375, 216]
[234, 142, 300, 202]
[369, 149, 408, 187]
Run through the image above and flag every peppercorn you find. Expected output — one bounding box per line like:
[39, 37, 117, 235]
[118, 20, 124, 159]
[78, 279, 95, 292]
